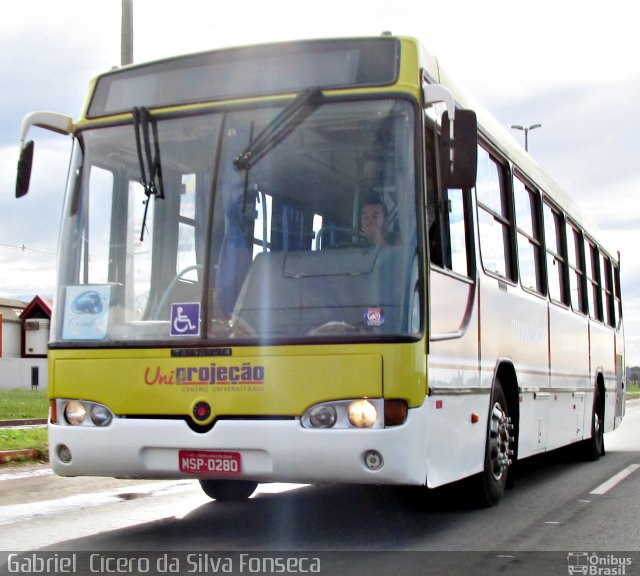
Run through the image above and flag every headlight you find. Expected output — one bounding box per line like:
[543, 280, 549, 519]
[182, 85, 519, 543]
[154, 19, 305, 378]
[59, 399, 114, 427]
[64, 400, 87, 425]
[348, 399, 377, 428]
[302, 399, 385, 429]
[90, 404, 113, 426]
[308, 405, 337, 428]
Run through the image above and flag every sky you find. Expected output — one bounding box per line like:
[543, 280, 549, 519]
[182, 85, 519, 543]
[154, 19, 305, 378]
[1, 0, 639, 363]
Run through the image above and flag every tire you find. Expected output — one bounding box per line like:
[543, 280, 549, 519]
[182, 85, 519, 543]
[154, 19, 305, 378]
[578, 386, 605, 461]
[199, 479, 258, 502]
[474, 379, 514, 507]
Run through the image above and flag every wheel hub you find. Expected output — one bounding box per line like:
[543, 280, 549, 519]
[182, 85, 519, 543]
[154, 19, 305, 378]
[489, 403, 514, 481]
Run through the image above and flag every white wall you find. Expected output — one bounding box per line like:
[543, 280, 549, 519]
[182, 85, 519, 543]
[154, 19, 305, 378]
[2, 321, 22, 358]
[0, 357, 48, 390]
[24, 320, 50, 356]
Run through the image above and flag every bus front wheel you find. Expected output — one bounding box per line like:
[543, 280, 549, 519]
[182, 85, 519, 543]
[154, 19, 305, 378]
[475, 380, 514, 507]
[199, 479, 258, 502]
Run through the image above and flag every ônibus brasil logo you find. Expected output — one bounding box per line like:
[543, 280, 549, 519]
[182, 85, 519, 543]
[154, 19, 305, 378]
[567, 553, 632, 576]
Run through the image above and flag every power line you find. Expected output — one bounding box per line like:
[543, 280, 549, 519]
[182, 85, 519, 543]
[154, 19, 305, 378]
[0, 242, 56, 256]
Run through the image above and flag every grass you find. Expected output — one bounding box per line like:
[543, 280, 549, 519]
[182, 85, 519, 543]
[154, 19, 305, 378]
[627, 384, 640, 399]
[0, 388, 49, 420]
[0, 427, 48, 460]
[0, 388, 49, 463]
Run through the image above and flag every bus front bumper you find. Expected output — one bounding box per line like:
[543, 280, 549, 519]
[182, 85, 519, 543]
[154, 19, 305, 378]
[48, 407, 429, 486]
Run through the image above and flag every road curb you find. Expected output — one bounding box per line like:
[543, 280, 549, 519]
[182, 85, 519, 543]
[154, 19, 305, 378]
[0, 449, 43, 464]
[0, 419, 48, 427]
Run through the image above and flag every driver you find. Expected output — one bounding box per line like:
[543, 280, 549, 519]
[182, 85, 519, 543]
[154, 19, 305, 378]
[360, 198, 389, 247]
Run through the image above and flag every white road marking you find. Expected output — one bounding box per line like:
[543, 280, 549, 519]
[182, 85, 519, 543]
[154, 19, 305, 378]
[0, 478, 308, 526]
[0, 481, 193, 525]
[590, 464, 640, 495]
[0, 467, 53, 482]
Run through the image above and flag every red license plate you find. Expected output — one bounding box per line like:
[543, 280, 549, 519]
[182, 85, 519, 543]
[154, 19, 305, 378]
[179, 450, 242, 475]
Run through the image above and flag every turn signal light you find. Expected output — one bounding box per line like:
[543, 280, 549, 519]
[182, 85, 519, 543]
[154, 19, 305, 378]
[384, 399, 408, 426]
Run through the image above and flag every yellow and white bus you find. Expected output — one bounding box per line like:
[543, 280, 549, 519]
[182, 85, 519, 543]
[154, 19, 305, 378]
[17, 35, 625, 506]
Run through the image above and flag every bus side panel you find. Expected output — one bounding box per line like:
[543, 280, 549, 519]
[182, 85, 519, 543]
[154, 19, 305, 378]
[423, 391, 489, 488]
[547, 303, 590, 451]
[614, 334, 625, 428]
[426, 268, 487, 487]
[589, 320, 617, 434]
[478, 275, 549, 459]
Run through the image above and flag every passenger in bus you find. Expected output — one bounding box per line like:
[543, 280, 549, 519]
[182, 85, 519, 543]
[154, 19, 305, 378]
[360, 197, 389, 247]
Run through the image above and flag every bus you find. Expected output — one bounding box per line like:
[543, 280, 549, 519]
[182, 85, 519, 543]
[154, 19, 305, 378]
[16, 35, 625, 506]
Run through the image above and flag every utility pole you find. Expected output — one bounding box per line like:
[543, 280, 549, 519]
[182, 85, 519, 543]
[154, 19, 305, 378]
[121, 0, 133, 66]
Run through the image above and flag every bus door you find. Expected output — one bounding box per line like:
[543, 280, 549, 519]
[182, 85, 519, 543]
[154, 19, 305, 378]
[424, 115, 481, 486]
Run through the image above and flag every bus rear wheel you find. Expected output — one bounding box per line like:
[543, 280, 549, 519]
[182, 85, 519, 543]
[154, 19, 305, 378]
[475, 380, 514, 507]
[577, 386, 605, 461]
[199, 479, 258, 502]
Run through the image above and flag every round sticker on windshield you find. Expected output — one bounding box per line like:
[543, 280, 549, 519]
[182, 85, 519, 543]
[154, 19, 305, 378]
[364, 307, 385, 327]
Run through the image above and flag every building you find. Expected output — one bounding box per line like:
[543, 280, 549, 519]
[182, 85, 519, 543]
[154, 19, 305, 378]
[0, 296, 50, 390]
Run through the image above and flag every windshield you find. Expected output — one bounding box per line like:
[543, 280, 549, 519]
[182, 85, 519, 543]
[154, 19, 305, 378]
[53, 98, 419, 345]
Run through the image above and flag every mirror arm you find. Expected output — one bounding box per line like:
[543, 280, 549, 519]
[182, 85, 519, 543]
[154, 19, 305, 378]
[423, 78, 457, 173]
[19, 111, 75, 146]
[16, 111, 75, 198]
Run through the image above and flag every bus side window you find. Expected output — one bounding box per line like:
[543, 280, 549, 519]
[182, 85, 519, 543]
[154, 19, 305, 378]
[81, 166, 114, 285]
[448, 189, 471, 276]
[177, 173, 199, 281]
[585, 240, 603, 321]
[543, 202, 568, 305]
[425, 122, 444, 266]
[601, 253, 615, 327]
[476, 146, 514, 280]
[513, 175, 544, 294]
[567, 222, 587, 314]
[425, 122, 472, 277]
[614, 264, 622, 328]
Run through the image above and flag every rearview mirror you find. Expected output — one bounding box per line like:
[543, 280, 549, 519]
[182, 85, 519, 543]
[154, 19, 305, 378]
[16, 141, 34, 198]
[440, 110, 477, 189]
[15, 111, 74, 198]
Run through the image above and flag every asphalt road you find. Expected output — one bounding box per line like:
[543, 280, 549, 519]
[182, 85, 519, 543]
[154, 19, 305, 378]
[1, 401, 638, 575]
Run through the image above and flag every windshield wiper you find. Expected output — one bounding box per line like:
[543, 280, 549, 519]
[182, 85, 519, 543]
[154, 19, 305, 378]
[233, 87, 325, 172]
[133, 106, 165, 241]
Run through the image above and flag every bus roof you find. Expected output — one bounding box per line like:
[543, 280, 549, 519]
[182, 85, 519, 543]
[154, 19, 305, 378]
[83, 34, 616, 261]
[86, 37, 401, 119]
[415, 38, 615, 260]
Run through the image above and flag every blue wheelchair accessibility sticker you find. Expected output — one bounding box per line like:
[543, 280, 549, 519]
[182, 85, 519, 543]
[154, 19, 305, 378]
[170, 303, 200, 337]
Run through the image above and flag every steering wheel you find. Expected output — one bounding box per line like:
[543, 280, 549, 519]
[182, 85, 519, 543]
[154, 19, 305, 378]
[152, 265, 203, 320]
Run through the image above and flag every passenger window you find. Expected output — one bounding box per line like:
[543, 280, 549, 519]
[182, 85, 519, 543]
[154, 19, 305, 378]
[543, 202, 568, 304]
[177, 173, 198, 281]
[448, 189, 470, 276]
[601, 254, 615, 327]
[476, 146, 513, 280]
[585, 241, 603, 321]
[513, 176, 543, 293]
[614, 265, 622, 328]
[566, 223, 586, 313]
[83, 166, 114, 285]
[128, 180, 154, 320]
[252, 191, 272, 256]
[426, 122, 472, 277]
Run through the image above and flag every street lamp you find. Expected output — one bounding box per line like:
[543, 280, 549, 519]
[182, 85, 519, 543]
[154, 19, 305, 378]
[121, 0, 133, 66]
[511, 123, 541, 152]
